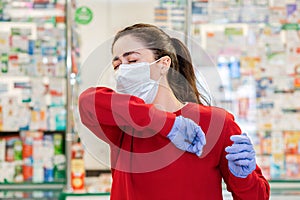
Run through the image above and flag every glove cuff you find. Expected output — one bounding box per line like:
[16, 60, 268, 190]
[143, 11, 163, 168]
[167, 116, 182, 138]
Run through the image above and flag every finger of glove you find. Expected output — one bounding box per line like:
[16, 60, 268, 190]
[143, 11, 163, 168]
[232, 158, 255, 166]
[196, 128, 206, 146]
[171, 132, 190, 150]
[185, 119, 199, 142]
[196, 141, 204, 154]
[192, 143, 199, 153]
[189, 143, 202, 157]
[228, 161, 247, 178]
[191, 140, 202, 153]
[176, 141, 192, 152]
[225, 143, 254, 154]
[186, 143, 198, 154]
[230, 135, 251, 144]
[191, 134, 200, 145]
[191, 127, 206, 145]
[225, 151, 255, 161]
[170, 130, 184, 142]
[196, 149, 202, 157]
[181, 127, 195, 144]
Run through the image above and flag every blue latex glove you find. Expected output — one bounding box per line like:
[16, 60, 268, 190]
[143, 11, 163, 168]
[167, 116, 206, 157]
[225, 133, 256, 178]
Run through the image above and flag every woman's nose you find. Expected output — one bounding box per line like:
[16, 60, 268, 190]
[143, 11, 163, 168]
[119, 57, 129, 64]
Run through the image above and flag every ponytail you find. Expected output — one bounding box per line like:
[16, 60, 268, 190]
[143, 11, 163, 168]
[170, 38, 210, 105]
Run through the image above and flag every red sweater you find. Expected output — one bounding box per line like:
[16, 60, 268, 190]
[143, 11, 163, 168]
[79, 87, 270, 200]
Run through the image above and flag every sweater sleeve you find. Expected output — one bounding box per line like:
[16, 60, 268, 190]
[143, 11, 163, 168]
[78, 87, 176, 142]
[219, 112, 270, 200]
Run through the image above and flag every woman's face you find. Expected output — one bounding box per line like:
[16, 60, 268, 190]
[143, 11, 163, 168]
[112, 34, 163, 81]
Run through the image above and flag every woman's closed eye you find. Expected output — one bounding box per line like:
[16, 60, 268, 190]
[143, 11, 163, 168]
[112, 51, 141, 70]
[113, 61, 121, 70]
[113, 60, 138, 70]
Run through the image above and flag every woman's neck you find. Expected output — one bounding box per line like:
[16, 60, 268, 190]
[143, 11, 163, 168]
[152, 83, 184, 113]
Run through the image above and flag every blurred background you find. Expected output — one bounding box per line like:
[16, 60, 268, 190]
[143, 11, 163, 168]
[0, 0, 300, 199]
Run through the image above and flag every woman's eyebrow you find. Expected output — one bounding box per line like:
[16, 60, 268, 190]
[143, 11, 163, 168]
[112, 51, 141, 62]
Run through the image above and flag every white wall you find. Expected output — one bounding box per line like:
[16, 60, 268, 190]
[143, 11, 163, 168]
[77, 0, 157, 63]
[76, 0, 157, 170]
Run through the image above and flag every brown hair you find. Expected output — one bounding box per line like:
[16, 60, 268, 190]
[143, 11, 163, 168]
[112, 23, 210, 105]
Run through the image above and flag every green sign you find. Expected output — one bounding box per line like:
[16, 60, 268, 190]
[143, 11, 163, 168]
[282, 23, 300, 30]
[75, 6, 93, 25]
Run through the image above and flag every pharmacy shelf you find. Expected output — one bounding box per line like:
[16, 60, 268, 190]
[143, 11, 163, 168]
[5, 8, 64, 18]
[0, 187, 62, 199]
[269, 180, 300, 190]
[0, 182, 64, 190]
[0, 22, 37, 39]
[59, 192, 110, 200]
[0, 0, 75, 194]
[0, 131, 19, 135]
[0, 130, 65, 137]
[85, 169, 111, 177]
[0, 74, 67, 79]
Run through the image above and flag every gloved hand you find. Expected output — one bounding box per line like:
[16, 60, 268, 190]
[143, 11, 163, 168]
[167, 116, 206, 157]
[225, 133, 256, 178]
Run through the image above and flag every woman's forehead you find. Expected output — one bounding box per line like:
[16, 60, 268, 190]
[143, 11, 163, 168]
[112, 35, 145, 56]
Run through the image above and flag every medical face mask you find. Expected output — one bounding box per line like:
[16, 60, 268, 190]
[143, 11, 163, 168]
[114, 59, 162, 104]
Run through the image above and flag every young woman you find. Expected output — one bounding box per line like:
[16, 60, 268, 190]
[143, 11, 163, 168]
[79, 24, 270, 200]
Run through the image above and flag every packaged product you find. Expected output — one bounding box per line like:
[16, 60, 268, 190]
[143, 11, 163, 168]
[53, 154, 65, 182]
[54, 133, 63, 155]
[13, 139, 22, 161]
[33, 159, 44, 183]
[44, 158, 54, 182]
[23, 157, 33, 181]
[71, 158, 85, 192]
[0, 138, 5, 162]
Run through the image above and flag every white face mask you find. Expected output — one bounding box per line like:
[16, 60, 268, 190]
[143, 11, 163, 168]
[114, 59, 161, 104]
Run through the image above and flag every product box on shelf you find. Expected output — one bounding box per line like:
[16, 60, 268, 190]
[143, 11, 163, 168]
[71, 142, 85, 192]
[53, 154, 66, 182]
[33, 159, 44, 183]
[271, 131, 284, 154]
[0, 31, 9, 53]
[32, 131, 44, 183]
[0, 138, 5, 162]
[71, 158, 85, 191]
[0, 131, 65, 184]
[256, 155, 271, 180]
[284, 131, 300, 154]
[0, 161, 15, 182]
[54, 133, 63, 155]
[270, 153, 285, 179]
[286, 154, 300, 179]
[0, 95, 20, 131]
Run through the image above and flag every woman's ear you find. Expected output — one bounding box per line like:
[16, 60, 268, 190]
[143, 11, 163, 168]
[160, 56, 171, 75]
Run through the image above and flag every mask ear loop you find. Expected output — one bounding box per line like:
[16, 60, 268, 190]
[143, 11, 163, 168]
[149, 57, 163, 65]
[149, 57, 166, 85]
[154, 61, 169, 90]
